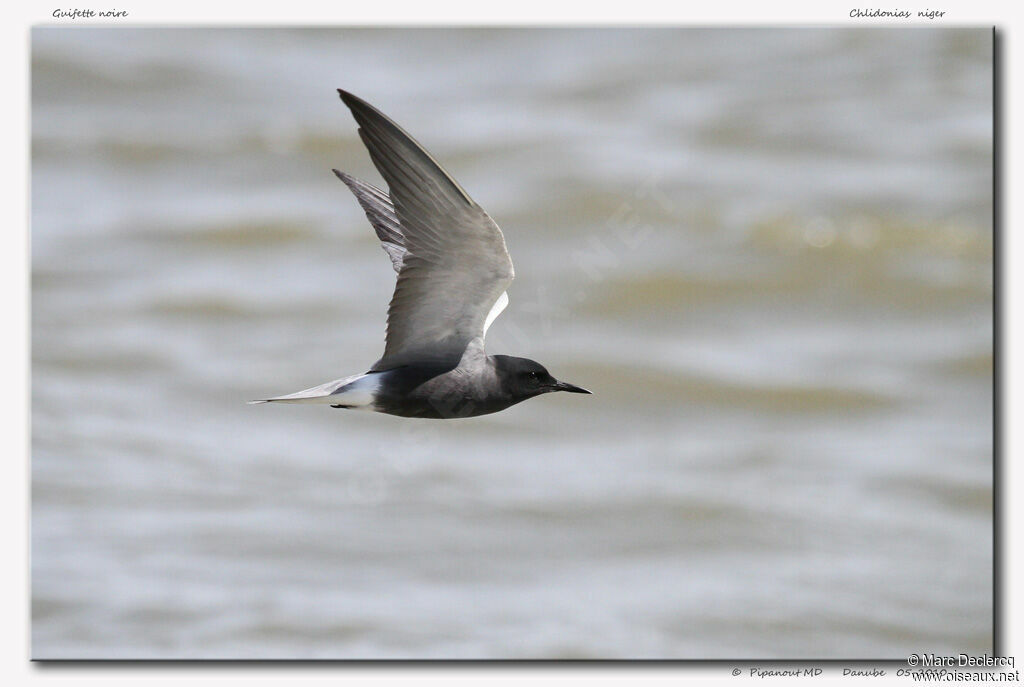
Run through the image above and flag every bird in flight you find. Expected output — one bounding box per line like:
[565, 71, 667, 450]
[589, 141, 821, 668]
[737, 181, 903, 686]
[250, 90, 590, 418]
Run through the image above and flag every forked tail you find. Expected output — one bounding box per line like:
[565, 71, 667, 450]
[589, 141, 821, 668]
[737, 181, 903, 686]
[248, 372, 380, 408]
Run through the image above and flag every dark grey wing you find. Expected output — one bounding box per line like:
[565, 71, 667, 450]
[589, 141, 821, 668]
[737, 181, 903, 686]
[335, 171, 406, 272]
[337, 89, 515, 371]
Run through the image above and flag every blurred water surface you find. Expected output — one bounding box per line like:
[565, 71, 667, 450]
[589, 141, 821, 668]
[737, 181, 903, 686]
[31, 27, 992, 658]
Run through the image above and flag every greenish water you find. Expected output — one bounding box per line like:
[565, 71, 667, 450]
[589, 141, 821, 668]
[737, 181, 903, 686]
[32, 27, 992, 658]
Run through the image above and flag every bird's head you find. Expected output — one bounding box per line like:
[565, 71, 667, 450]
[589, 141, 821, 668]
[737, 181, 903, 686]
[493, 356, 591, 399]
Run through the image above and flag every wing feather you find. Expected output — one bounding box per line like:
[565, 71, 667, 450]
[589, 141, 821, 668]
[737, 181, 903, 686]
[334, 171, 406, 272]
[337, 90, 514, 370]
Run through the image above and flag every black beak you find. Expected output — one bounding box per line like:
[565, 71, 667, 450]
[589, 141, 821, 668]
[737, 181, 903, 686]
[552, 380, 592, 394]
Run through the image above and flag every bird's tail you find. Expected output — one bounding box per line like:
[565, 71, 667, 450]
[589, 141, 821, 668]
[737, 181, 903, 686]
[247, 372, 379, 407]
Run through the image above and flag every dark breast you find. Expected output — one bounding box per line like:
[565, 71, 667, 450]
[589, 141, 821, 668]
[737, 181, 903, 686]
[370, 363, 522, 419]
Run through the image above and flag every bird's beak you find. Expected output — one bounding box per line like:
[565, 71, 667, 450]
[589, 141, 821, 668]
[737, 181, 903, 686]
[552, 380, 592, 394]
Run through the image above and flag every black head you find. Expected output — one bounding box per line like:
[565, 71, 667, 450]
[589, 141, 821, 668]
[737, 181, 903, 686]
[493, 356, 592, 401]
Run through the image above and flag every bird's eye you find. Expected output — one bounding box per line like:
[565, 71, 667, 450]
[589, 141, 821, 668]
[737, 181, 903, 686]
[529, 372, 541, 381]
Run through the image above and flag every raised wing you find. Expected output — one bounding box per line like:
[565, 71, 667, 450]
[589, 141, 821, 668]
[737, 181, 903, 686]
[337, 90, 514, 370]
[335, 171, 407, 272]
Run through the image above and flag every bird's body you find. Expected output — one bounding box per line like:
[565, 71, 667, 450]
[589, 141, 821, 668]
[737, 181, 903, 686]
[250, 90, 589, 418]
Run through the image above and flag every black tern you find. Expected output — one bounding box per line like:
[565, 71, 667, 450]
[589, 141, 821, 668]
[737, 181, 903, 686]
[250, 90, 591, 418]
